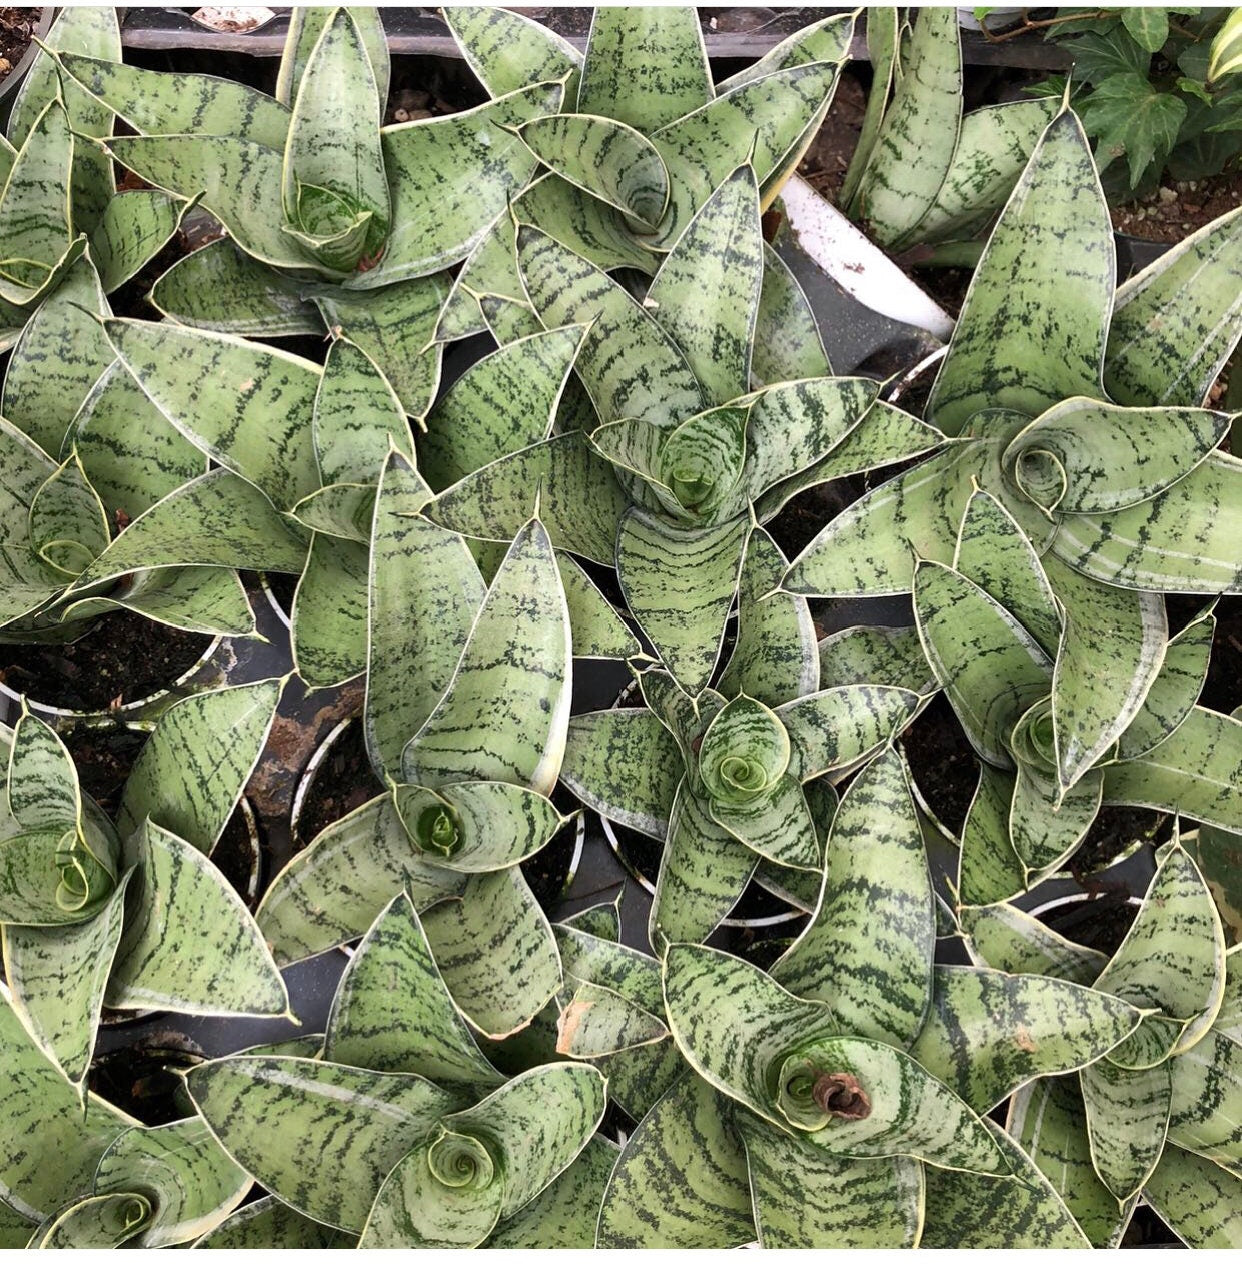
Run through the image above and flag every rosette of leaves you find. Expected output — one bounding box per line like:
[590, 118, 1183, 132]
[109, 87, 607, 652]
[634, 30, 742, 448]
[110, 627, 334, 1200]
[838, 7, 1056, 252]
[786, 106, 1242, 810]
[55, 7, 562, 414]
[913, 486, 1242, 906]
[0, 680, 288, 1089]
[597, 743, 1147, 1248]
[560, 526, 925, 951]
[430, 162, 943, 693]
[188, 891, 608, 1248]
[0, 988, 258, 1249]
[963, 839, 1242, 1247]
[0, 9, 198, 347]
[435, 5, 857, 343]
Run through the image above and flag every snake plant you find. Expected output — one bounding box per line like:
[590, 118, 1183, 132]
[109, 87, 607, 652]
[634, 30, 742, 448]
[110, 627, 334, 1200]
[0, 681, 287, 1087]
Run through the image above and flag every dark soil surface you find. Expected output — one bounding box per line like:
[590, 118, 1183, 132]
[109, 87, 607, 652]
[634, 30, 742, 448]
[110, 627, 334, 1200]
[0, 613, 212, 712]
[212, 803, 263, 911]
[89, 1032, 205, 1125]
[1112, 172, 1242, 244]
[901, 695, 980, 836]
[0, 6, 39, 85]
[1200, 594, 1242, 716]
[62, 724, 148, 818]
[522, 811, 577, 912]
[766, 477, 865, 561]
[294, 718, 384, 849]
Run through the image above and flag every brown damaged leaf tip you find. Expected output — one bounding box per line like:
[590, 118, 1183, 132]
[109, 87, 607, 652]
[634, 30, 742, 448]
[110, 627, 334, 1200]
[812, 1071, 870, 1120]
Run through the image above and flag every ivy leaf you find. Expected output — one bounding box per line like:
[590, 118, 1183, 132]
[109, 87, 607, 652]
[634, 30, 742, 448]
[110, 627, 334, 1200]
[1121, 8, 1170, 54]
[1079, 73, 1188, 187]
[1063, 28, 1152, 84]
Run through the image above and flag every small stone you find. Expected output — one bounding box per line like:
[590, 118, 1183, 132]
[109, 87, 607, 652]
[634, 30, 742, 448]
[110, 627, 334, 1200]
[1158, 186, 1178, 204]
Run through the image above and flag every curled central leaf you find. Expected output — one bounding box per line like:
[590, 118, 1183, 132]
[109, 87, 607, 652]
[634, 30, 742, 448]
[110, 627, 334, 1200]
[427, 1128, 496, 1192]
[1008, 696, 1059, 778]
[774, 1051, 873, 1132]
[53, 831, 117, 917]
[416, 803, 461, 857]
[1009, 445, 1068, 515]
[657, 405, 748, 521]
[697, 695, 791, 805]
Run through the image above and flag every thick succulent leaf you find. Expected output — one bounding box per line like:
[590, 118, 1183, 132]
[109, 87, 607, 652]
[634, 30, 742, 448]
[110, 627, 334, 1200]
[291, 533, 368, 689]
[555, 924, 664, 1020]
[709, 773, 819, 871]
[577, 6, 711, 132]
[27, 1193, 155, 1249]
[648, 782, 757, 953]
[116, 679, 282, 854]
[718, 526, 818, 706]
[739, 1110, 922, 1249]
[323, 893, 500, 1089]
[71, 469, 308, 588]
[645, 164, 763, 403]
[194, 1196, 351, 1249]
[818, 625, 936, 695]
[402, 517, 570, 793]
[910, 965, 1143, 1113]
[421, 326, 583, 491]
[958, 902, 1106, 984]
[1118, 609, 1214, 759]
[313, 337, 411, 488]
[105, 319, 320, 511]
[773, 747, 935, 1048]
[430, 433, 631, 566]
[554, 551, 638, 660]
[556, 980, 669, 1058]
[56, 566, 253, 639]
[920, 1119, 1090, 1248]
[1044, 554, 1167, 789]
[257, 794, 465, 966]
[1104, 707, 1242, 835]
[290, 483, 374, 544]
[106, 821, 289, 1017]
[1008, 1077, 1135, 1248]
[365, 450, 482, 776]
[277, 6, 389, 109]
[1080, 1058, 1171, 1203]
[1167, 1029, 1242, 1171]
[856, 5, 961, 249]
[2, 256, 113, 458]
[1143, 1142, 1242, 1249]
[913, 560, 1052, 769]
[0, 828, 112, 927]
[596, 1071, 755, 1249]
[186, 1054, 456, 1234]
[1106, 204, 1242, 407]
[928, 112, 1114, 434]
[446, 6, 581, 100]
[718, 11, 855, 91]
[1051, 452, 1242, 593]
[560, 708, 682, 839]
[617, 510, 749, 696]
[7, 708, 81, 830]
[149, 239, 322, 337]
[421, 868, 561, 1040]
[28, 451, 109, 577]
[1217, 946, 1242, 1041]
[375, 81, 562, 285]
[3, 875, 127, 1086]
[776, 684, 921, 782]
[519, 226, 705, 429]
[664, 944, 1010, 1174]
[753, 243, 832, 384]
[89, 188, 190, 294]
[1095, 841, 1227, 1068]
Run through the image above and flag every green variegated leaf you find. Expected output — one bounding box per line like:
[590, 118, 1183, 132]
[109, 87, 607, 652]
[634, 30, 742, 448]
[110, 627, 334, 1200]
[710, 773, 819, 870]
[817, 625, 936, 695]
[519, 226, 705, 429]
[856, 5, 961, 250]
[1216, 946, 1242, 1041]
[117, 679, 282, 854]
[0, 828, 112, 927]
[486, 1134, 616, 1249]
[106, 820, 289, 1017]
[257, 794, 465, 966]
[194, 1196, 351, 1249]
[752, 243, 832, 385]
[150, 239, 322, 337]
[402, 517, 569, 792]
[1167, 1029, 1242, 1171]
[841, 8, 898, 212]
[422, 326, 583, 491]
[28, 451, 109, 577]
[645, 165, 762, 403]
[8, 708, 81, 830]
[1095, 841, 1227, 1068]
[28, 1194, 151, 1249]
[774, 747, 934, 1048]
[1104, 707, 1242, 835]
[278, 6, 388, 109]
[364, 450, 479, 774]
[556, 981, 669, 1058]
[421, 868, 561, 1040]
[928, 113, 1113, 434]
[106, 319, 320, 511]
[186, 1054, 456, 1234]
[577, 6, 711, 132]
[1008, 1077, 1135, 1248]
[1119, 609, 1214, 759]
[1106, 205, 1242, 407]
[776, 684, 921, 782]
[324, 892, 501, 1088]
[1080, 1058, 1171, 1203]
[291, 533, 367, 688]
[290, 483, 374, 543]
[431, 433, 631, 565]
[596, 1071, 755, 1249]
[313, 336, 411, 487]
[375, 81, 562, 285]
[664, 944, 1009, 1174]
[1143, 1142, 1242, 1248]
[561, 709, 682, 839]
[739, 1110, 922, 1248]
[718, 527, 818, 706]
[910, 965, 1143, 1112]
[446, 6, 581, 100]
[718, 11, 855, 92]
[913, 560, 1052, 769]
[958, 764, 1025, 905]
[958, 902, 1106, 985]
[554, 552, 638, 660]
[649, 781, 756, 953]
[1009, 729, 1102, 876]
[556, 923, 663, 1018]
[89, 189, 190, 294]
[920, 1120, 1089, 1248]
